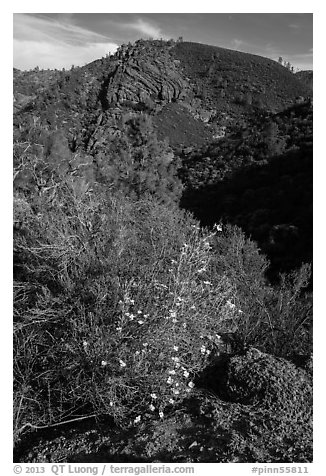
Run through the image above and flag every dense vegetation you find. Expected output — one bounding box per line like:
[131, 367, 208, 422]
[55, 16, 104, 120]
[13, 39, 312, 463]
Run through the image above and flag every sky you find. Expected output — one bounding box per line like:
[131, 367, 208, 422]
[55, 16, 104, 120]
[13, 13, 313, 71]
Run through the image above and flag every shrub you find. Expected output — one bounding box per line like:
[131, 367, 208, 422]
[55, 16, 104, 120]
[14, 179, 244, 441]
[211, 225, 312, 357]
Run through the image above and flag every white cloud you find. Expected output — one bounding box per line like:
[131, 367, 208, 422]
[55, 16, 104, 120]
[14, 39, 118, 70]
[13, 14, 118, 70]
[230, 38, 245, 50]
[124, 18, 164, 39]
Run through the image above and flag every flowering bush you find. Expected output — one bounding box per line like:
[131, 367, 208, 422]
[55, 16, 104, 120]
[14, 181, 241, 439]
[13, 174, 312, 443]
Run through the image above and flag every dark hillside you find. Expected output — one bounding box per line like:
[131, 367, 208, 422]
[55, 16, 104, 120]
[181, 144, 312, 280]
[295, 70, 313, 91]
[172, 42, 310, 113]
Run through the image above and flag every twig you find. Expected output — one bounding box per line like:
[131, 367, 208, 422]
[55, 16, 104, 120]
[16, 413, 98, 436]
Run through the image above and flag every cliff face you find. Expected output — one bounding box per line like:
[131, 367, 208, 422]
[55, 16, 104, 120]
[103, 41, 190, 106]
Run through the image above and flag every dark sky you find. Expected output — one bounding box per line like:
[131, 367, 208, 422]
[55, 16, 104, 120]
[13, 13, 313, 70]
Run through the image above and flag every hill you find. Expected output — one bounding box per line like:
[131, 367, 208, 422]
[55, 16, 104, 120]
[14, 40, 311, 148]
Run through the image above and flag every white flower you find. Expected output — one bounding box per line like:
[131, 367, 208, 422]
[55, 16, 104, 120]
[172, 319, 178, 323]
[175, 362, 181, 368]
[200, 345, 206, 354]
[128, 314, 135, 320]
[159, 411, 164, 419]
[238, 309, 244, 314]
[150, 393, 157, 400]
[203, 281, 212, 286]
[138, 320, 144, 325]
[149, 404, 155, 411]
[173, 389, 180, 395]
[134, 415, 141, 423]
[144, 314, 149, 318]
[135, 351, 140, 355]
[172, 356, 180, 362]
[119, 359, 127, 368]
[101, 360, 108, 367]
[206, 349, 211, 356]
[169, 370, 176, 375]
[182, 323, 187, 329]
[170, 311, 177, 318]
[190, 305, 196, 310]
[183, 370, 190, 378]
[83, 340, 88, 348]
[167, 376, 174, 384]
[215, 224, 223, 232]
[215, 334, 221, 340]
[137, 310, 142, 314]
[116, 327, 122, 332]
[143, 342, 148, 347]
[169, 399, 175, 404]
[109, 401, 114, 406]
[188, 381, 195, 388]
[173, 346, 179, 351]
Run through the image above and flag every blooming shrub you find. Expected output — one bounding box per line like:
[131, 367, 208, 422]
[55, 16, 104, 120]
[13, 169, 312, 444]
[13, 180, 242, 439]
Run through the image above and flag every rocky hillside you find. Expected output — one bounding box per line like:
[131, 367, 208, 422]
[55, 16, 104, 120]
[14, 39, 311, 150]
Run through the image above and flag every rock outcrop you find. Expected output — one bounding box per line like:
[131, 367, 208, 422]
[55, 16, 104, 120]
[103, 40, 190, 107]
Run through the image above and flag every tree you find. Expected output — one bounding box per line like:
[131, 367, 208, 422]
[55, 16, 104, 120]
[94, 114, 183, 206]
